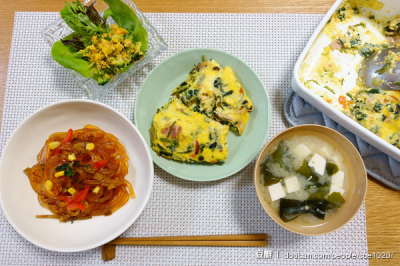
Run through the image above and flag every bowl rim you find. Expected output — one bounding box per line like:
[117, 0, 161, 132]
[253, 124, 367, 236]
[0, 99, 154, 252]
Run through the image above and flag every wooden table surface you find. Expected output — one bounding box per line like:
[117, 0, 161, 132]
[0, 0, 398, 264]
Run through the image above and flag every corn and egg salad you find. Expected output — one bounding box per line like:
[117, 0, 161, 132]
[299, 0, 400, 149]
[77, 24, 144, 85]
[172, 59, 254, 135]
[150, 98, 229, 163]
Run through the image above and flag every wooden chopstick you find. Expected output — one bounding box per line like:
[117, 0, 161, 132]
[102, 234, 267, 261]
[107, 240, 266, 246]
[108, 233, 266, 243]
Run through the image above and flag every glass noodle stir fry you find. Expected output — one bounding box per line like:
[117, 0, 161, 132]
[24, 125, 135, 222]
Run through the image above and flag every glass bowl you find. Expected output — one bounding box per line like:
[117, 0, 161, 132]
[41, 0, 167, 99]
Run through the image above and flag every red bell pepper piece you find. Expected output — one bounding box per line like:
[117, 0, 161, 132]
[53, 150, 61, 156]
[66, 185, 90, 210]
[63, 129, 73, 143]
[61, 194, 69, 202]
[94, 160, 108, 170]
[67, 202, 85, 211]
[72, 185, 90, 203]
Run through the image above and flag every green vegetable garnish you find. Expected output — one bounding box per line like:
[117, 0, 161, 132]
[60, 1, 108, 37]
[375, 55, 393, 75]
[367, 89, 380, 94]
[373, 102, 383, 113]
[323, 86, 335, 94]
[354, 22, 365, 27]
[56, 163, 74, 177]
[361, 47, 372, 57]
[306, 79, 320, 86]
[166, 121, 176, 138]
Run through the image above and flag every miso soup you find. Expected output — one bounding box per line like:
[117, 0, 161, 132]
[260, 135, 349, 225]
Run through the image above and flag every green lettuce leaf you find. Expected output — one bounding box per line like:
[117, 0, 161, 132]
[60, 1, 108, 36]
[103, 0, 148, 51]
[51, 38, 91, 78]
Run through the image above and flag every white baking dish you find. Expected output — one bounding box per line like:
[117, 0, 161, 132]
[292, 0, 400, 162]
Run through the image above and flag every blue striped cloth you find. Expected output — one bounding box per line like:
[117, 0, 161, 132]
[284, 90, 400, 190]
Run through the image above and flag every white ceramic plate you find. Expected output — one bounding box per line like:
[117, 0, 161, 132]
[0, 100, 154, 252]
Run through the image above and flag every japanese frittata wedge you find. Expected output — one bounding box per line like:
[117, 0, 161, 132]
[172, 59, 253, 135]
[150, 98, 229, 163]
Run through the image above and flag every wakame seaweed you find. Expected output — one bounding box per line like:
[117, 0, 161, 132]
[280, 199, 327, 222]
[296, 160, 318, 183]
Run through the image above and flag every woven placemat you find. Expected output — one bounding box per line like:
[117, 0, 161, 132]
[0, 12, 369, 265]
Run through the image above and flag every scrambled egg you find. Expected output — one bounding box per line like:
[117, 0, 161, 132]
[150, 98, 229, 163]
[78, 24, 143, 85]
[300, 0, 400, 148]
[172, 59, 254, 135]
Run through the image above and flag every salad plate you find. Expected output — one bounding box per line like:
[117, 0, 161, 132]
[0, 100, 154, 252]
[135, 48, 270, 181]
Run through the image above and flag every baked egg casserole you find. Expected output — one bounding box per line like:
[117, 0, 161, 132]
[299, 0, 400, 148]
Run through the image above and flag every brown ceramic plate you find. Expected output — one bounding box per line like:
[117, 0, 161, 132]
[254, 124, 367, 235]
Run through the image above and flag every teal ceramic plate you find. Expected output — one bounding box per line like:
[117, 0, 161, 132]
[135, 48, 270, 181]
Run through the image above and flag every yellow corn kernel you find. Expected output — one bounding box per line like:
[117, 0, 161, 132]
[68, 153, 76, 161]
[55, 171, 64, 178]
[45, 180, 53, 191]
[68, 187, 76, 195]
[49, 141, 60, 150]
[92, 185, 101, 194]
[86, 143, 95, 151]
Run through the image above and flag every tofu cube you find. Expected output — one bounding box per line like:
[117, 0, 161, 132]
[331, 171, 345, 188]
[308, 153, 326, 176]
[329, 184, 345, 196]
[293, 143, 311, 159]
[267, 182, 286, 202]
[284, 176, 300, 193]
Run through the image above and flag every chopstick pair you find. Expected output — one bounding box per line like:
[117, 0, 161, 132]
[102, 234, 267, 261]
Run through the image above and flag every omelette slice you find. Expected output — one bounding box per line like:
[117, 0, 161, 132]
[172, 59, 253, 135]
[150, 98, 229, 163]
